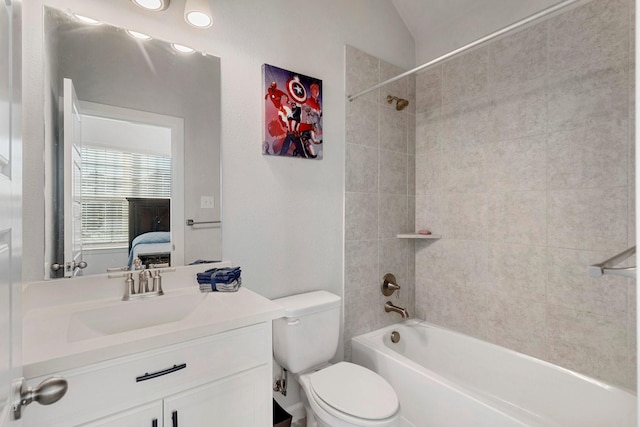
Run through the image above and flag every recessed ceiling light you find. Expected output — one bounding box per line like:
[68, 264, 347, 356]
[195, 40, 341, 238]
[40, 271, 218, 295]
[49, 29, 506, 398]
[126, 30, 152, 40]
[73, 14, 102, 25]
[184, 0, 213, 28]
[130, 0, 170, 11]
[172, 43, 195, 54]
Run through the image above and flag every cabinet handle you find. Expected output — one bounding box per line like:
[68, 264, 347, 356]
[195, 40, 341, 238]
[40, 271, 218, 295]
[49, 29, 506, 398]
[172, 410, 178, 427]
[152, 419, 158, 427]
[135, 363, 187, 382]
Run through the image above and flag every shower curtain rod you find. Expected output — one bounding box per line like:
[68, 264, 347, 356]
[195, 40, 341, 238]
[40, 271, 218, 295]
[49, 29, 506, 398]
[347, 0, 579, 102]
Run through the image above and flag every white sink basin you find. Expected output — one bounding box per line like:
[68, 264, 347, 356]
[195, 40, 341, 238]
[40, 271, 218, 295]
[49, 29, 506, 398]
[67, 293, 207, 342]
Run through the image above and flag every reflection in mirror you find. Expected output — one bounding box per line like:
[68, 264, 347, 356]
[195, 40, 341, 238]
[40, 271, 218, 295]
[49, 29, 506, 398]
[44, 6, 221, 279]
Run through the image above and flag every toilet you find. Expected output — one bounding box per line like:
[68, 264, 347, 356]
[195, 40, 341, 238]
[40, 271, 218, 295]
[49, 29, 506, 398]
[272, 291, 400, 427]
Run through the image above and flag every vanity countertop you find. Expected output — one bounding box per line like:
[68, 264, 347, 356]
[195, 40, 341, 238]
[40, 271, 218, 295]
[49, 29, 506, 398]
[22, 264, 284, 378]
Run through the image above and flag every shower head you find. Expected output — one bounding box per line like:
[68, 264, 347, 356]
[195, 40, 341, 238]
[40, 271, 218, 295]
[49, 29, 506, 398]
[387, 95, 409, 111]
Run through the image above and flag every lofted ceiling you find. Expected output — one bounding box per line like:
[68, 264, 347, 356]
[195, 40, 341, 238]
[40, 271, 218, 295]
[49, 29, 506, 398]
[390, 0, 579, 63]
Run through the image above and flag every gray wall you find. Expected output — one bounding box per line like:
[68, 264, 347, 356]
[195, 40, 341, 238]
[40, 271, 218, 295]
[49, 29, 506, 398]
[345, 0, 636, 390]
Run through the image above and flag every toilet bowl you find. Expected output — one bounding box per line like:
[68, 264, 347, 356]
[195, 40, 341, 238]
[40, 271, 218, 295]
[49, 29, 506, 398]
[298, 362, 400, 427]
[272, 291, 401, 427]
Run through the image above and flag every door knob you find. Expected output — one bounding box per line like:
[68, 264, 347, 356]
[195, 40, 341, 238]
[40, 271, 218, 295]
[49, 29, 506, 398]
[12, 376, 68, 420]
[51, 260, 87, 271]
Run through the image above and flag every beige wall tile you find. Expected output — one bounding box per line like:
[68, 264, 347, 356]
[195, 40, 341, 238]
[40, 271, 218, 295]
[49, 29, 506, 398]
[380, 105, 408, 153]
[415, 239, 489, 286]
[415, 192, 442, 235]
[379, 238, 412, 291]
[548, 0, 629, 74]
[415, 151, 441, 195]
[442, 46, 489, 105]
[346, 143, 378, 193]
[488, 243, 547, 302]
[345, 239, 379, 292]
[443, 192, 488, 241]
[380, 150, 408, 195]
[379, 60, 409, 108]
[345, 45, 380, 104]
[547, 121, 628, 189]
[547, 187, 628, 251]
[548, 56, 629, 131]
[378, 193, 409, 238]
[483, 294, 547, 360]
[547, 247, 628, 318]
[491, 77, 547, 141]
[488, 191, 546, 246]
[547, 304, 629, 386]
[441, 140, 487, 193]
[346, 100, 378, 148]
[442, 95, 494, 146]
[488, 21, 547, 89]
[345, 192, 378, 241]
[415, 65, 442, 114]
[407, 113, 416, 155]
[416, 108, 442, 153]
[421, 277, 487, 338]
[487, 134, 546, 192]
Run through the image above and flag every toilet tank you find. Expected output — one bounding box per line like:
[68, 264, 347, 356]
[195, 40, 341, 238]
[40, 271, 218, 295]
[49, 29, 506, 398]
[272, 291, 341, 374]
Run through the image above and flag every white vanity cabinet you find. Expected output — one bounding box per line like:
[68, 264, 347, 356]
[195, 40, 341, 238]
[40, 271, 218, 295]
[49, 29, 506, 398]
[22, 322, 273, 427]
[81, 402, 163, 426]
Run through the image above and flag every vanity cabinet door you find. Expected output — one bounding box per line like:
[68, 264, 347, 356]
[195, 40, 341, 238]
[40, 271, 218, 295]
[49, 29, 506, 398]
[79, 402, 162, 427]
[163, 366, 269, 427]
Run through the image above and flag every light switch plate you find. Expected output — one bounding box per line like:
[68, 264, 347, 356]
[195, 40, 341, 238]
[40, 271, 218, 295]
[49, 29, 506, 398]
[201, 196, 215, 209]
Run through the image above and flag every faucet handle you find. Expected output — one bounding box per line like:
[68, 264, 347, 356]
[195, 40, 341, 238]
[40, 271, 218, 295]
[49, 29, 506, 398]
[381, 273, 401, 296]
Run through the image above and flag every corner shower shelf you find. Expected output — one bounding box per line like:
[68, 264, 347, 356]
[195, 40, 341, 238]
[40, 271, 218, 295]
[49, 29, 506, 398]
[396, 233, 441, 240]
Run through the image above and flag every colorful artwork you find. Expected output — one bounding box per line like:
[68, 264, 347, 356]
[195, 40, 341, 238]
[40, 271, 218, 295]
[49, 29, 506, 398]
[262, 64, 323, 159]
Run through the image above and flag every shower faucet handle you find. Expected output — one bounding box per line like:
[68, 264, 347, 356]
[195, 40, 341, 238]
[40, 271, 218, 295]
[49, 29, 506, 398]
[381, 273, 401, 297]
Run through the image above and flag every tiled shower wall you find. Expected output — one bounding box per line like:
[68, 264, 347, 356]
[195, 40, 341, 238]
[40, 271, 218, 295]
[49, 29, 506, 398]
[344, 45, 416, 359]
[345, 0, 636, 389]
[415, 0, 635, 389]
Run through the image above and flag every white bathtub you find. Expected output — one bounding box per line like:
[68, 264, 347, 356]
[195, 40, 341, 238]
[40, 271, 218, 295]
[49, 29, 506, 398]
[352, 319, 637, 427]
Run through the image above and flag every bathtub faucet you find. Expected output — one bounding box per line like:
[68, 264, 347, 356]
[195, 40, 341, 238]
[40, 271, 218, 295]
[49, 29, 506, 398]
[385, 301, 409, 319]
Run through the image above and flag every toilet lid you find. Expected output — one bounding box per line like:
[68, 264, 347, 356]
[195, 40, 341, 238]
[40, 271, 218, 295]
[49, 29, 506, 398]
[309, 362, 399, 420]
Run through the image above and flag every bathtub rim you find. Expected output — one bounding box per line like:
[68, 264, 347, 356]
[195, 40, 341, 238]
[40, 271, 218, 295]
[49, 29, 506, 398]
[351, 318, 637, 396]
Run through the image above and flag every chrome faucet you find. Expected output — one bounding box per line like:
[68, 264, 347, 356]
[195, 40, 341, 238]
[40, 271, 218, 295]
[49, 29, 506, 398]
[385, 301, 409, 319]
[138, 269, 152, 293]
[109, 267, 175, 301]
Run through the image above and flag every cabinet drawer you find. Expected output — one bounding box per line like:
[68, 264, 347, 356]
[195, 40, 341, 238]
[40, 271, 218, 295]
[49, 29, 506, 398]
[23, 323, 270, 427]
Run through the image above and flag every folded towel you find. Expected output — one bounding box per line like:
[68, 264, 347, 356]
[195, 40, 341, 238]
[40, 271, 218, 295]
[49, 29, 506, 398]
[197, 267, 242, 292]
[199, 278, 242, 292]
[197, 267, 241, 285]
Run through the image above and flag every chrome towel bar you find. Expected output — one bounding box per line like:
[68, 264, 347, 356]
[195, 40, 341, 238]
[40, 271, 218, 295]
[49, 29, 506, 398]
[587, 246, 636, 279]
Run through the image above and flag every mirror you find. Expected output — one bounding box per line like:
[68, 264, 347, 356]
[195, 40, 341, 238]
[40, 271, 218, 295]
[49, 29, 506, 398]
[44, 6, 221, 279]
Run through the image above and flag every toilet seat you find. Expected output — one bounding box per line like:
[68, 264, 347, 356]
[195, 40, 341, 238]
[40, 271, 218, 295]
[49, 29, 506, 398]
[308, 362, 399, 421]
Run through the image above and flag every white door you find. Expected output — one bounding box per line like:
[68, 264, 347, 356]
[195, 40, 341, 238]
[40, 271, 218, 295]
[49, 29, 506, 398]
[0, 0, 21, 425]
[62, 78, 85, 277]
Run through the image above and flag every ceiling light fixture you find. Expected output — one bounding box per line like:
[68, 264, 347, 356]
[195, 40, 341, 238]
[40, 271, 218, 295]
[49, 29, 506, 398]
[172, 43, 195, 54]
[184, 0, 213, 29]
[126, 30, 152, 40]
[130, 0, 170, 11]
[73, 14, 102, 25]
